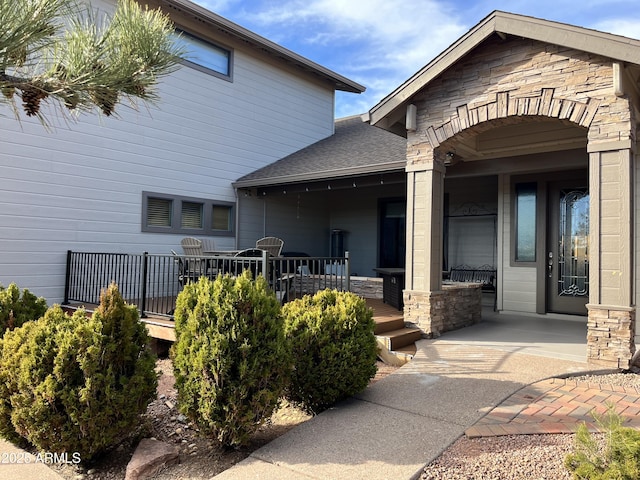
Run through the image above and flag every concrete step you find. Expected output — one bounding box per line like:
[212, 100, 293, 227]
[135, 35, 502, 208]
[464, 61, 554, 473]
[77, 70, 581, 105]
[374, 316, 405, 335]
[376, 327, 422, 351]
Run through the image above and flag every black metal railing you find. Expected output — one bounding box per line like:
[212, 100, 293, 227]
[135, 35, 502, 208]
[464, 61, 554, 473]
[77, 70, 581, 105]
[64, 250, 351, 319]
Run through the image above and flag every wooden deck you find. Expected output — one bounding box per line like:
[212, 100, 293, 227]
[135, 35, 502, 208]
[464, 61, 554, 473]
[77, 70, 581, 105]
[65, 297, 408, 350]
[139, 298, 404, 343]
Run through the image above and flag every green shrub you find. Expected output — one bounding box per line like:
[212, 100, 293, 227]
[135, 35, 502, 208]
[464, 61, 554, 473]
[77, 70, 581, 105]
[565, 405, 640, 479]
[0, 283, 157, 461]
[171, 272, 291, 448]
[282, 289, 378, 414]
[0, 283, 47, 336]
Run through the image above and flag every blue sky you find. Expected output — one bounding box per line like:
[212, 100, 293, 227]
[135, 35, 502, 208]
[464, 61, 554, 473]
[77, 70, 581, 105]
[192, 0, 640, 118]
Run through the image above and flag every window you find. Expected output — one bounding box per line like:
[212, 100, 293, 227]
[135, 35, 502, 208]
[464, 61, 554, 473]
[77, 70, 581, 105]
[142, 192, 234, 236]
[146, 197, 172, 228]
[174, 30, 232, 80]
[181, 201, 203, 229]
[212, 205, 232, 231]
[514, 183, 537, 263]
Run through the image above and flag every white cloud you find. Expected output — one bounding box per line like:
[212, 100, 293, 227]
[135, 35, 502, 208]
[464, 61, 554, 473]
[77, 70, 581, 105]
[590, 18, 640, 39]
[230, 0, 470, 114]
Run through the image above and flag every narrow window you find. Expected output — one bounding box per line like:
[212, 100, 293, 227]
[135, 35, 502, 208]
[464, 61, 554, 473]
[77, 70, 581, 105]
[212, 205, 231, 231]
[147, 197, 172, 228]
[175, 30, 232, 79]
[515, 183, 537, 262]
[181, 201, 203, 229]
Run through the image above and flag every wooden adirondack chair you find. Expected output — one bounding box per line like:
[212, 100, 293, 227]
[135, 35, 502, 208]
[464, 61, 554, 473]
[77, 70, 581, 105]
[255, 236, 284, 257]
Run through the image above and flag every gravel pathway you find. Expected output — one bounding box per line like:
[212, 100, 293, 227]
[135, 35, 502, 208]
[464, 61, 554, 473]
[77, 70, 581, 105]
[421, 371, 640, 479]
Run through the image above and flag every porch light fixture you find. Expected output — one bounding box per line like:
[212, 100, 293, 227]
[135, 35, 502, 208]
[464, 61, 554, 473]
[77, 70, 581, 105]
[406, 104, 417, 132]
[328, 184, 331, 190]
[353, 181, 357, 187]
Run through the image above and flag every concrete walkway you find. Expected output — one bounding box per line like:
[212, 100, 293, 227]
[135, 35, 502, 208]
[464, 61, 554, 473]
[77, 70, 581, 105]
[213, 332, 592, 480]
[0, 439, 65, 480]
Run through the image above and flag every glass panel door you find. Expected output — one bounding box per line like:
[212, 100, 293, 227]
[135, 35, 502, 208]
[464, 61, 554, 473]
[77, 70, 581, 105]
[547, 183, 589, 314]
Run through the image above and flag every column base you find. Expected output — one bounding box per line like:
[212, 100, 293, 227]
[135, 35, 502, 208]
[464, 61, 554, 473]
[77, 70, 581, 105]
[586, 304, 635, 369]
[403, 284, 482, 337]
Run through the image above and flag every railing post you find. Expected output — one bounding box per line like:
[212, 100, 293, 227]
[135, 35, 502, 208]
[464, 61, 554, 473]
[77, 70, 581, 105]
[345, 251, 350, 292]
[63, 250, 72, 305]
[261, 249, 268, 280]
[140, 252, 148, 318]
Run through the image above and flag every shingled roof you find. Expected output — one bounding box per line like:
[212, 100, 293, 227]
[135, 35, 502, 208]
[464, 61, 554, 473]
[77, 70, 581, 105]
[233, 116, 407, 189]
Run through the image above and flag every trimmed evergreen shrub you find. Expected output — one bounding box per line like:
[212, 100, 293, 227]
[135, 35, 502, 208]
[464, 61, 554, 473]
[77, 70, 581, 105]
[171, 272, 291, 448]
[0, 283, 47, 336]
[282, 289, 378, 414]
[0, 283, 157, 461]
[565, 405, 640, 479]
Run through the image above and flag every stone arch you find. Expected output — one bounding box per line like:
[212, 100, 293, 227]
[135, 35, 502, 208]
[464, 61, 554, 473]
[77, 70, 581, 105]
[424, 88, 600, 149]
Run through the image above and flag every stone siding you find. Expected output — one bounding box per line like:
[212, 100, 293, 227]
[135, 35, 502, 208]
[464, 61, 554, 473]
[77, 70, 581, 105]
[289, 275, 383, 299]
[587, 305, 635, 369]
[408, 37, 625, 156]
[350, 277, 383, 299]
[403, 283, 482, 337]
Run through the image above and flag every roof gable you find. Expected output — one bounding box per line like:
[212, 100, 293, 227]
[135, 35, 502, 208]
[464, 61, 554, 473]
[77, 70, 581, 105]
[366, 10, 640, 128]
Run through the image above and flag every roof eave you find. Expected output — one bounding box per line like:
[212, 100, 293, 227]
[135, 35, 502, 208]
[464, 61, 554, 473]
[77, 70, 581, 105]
[233, 161, 407, 189]
[161, 0, 365, 93]
[368, 10, 640, 127]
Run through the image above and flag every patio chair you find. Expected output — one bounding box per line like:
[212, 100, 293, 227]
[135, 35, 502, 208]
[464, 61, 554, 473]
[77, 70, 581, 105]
[181, 237, 203, 256]
[179, 237, 216, 280]
[201, 238, 217, 254]
[256, 236, 284, 257]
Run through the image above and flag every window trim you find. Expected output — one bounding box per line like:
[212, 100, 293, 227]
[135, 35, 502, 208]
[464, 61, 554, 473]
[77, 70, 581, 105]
[175, 28, 234, 82]
[142, 192, 235, 237]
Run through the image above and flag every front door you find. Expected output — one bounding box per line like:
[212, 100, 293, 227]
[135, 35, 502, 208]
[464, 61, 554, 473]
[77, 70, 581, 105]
[547, 181, 589, 315]
[379, 199, 406, 268]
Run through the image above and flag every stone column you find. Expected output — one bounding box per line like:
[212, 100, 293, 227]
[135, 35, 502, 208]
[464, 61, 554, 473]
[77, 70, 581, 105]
[403, 147, 448, 336]
[587, 142, 635, 368]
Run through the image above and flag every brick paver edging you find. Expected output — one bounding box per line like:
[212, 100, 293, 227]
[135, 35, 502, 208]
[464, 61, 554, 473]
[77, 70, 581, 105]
[465, 377, 640, 438]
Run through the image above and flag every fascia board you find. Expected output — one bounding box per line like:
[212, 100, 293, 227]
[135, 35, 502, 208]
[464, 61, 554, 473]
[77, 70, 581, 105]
[233, 162, 407, 189]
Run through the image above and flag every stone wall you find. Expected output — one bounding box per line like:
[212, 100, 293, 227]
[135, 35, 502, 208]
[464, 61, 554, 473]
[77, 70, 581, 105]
[289, 275, 383, 299]
[403, 283, 482, 337]
[349, 276, 383, 299]
[587, 304, 636, 368]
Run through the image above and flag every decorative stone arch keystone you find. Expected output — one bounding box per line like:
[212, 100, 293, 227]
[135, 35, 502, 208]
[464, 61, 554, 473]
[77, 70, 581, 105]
[424, 88, 600, 149]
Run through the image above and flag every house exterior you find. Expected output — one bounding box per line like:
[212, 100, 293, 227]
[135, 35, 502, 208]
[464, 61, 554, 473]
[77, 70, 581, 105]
[363, 11, 640, 368]
[233, 115, 407, 277]
[0, 0, 363, 304]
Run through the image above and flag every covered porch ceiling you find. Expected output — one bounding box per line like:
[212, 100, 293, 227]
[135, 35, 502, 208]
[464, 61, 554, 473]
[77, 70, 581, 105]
[441, 117, 588, 164]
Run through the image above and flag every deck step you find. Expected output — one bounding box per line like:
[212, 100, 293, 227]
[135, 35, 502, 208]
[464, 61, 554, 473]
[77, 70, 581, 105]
[376, 327, 422, 351]
[374, 317, 405, 335]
